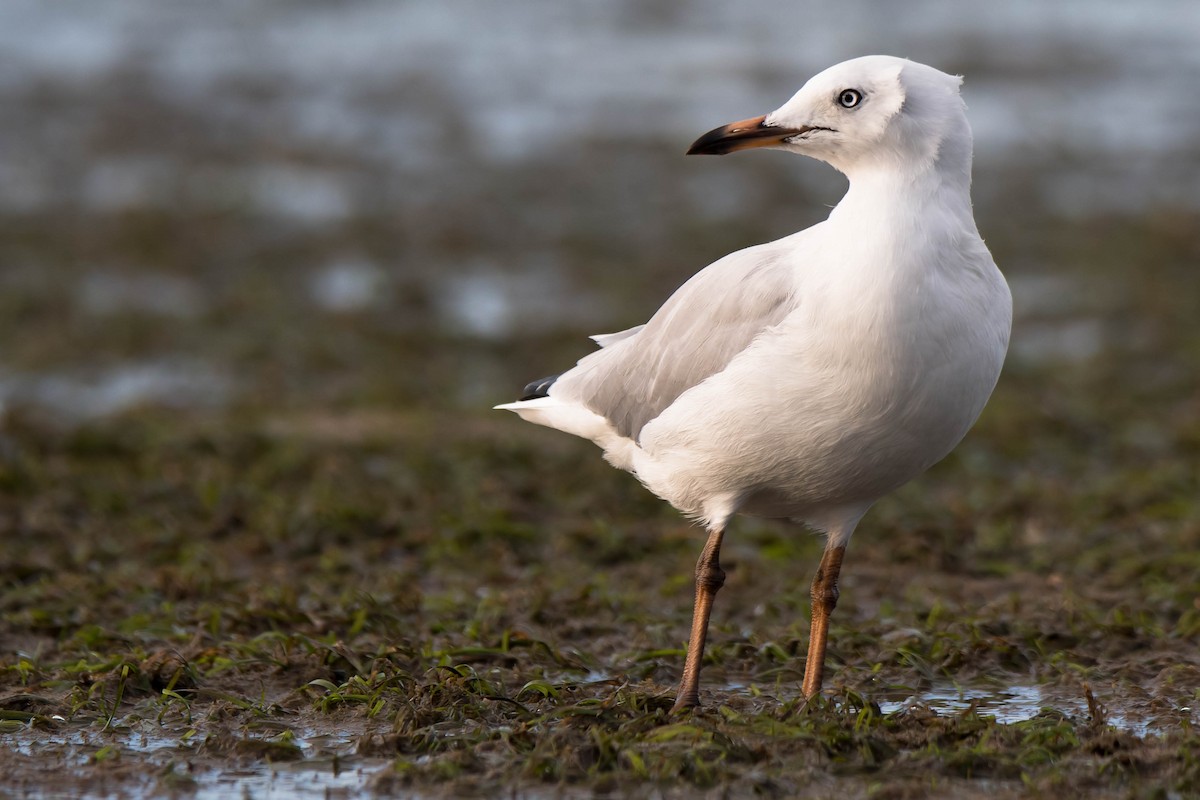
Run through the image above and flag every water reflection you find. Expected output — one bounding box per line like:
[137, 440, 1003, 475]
[877, 681, 1172, 736]
[10, 723, 392, 800]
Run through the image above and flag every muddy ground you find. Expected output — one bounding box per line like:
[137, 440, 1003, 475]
[2, 209, 1200, 798]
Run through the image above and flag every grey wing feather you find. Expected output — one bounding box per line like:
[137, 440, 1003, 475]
[555, 245, 795, 440]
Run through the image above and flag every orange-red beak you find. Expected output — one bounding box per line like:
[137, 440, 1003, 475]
[687, 115, 820, 156]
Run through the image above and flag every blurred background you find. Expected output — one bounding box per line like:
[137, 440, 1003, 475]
[0, 0, 1198, 428]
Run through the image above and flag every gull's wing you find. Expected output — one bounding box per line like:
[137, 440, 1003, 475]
[554, 242, 796, 441]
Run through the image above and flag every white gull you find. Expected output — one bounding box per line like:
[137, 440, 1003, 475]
[497, 55, 1012, 712]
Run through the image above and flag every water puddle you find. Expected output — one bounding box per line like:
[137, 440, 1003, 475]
[188, 759, 391, 799]
[876, 681, 1177, 736]
[8, 722, 394, 800]
[714, 675, 1181, 736]
[878, 683, 1078, 723]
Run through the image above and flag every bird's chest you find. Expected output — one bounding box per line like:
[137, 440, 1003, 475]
[788, 255, 989, 432]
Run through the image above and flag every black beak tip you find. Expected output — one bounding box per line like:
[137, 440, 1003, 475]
[686, 127, 735, 156]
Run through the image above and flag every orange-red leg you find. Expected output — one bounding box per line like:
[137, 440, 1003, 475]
[801, 543, 846, 699]
[671, 526, 726, 713]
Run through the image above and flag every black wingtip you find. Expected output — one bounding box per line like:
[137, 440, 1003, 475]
[519, 374, 560, 401]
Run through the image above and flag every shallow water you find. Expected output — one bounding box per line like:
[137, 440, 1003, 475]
[9, 723, 393, 800]
[189, 758, 391, 800]
[9, 680, 1181, 799]
[880, 683, 1076, 722]
[4, 1, 1198, 205]
[876, 681, 1190, 737]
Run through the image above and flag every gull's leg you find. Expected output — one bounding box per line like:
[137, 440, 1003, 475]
[671, 525, 726, 713]
[801, 542, 846, 699]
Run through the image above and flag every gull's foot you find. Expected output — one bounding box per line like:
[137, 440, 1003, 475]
[670, 693, 699, 715]
[780, 692, 821, 718]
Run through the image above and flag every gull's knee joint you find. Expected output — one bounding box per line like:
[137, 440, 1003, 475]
[811, 578, 839, 612]
[696, 562, 726, 593]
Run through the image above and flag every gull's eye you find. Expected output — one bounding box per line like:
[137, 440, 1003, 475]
[838, 89, 863, 109]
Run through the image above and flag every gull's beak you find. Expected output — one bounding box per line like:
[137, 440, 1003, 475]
[687, 115, 816, 156]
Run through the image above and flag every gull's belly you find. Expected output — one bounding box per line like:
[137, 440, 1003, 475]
[636, 294, 1006, 522]
[773, 350, 990, 503]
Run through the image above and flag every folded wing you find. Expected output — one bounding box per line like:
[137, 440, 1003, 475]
[555, 244, 797, 441]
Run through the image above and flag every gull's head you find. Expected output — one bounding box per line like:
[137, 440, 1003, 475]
[688, 56, 971, 178]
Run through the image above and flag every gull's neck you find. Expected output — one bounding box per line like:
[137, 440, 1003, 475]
[832, 158, 977, 233]
[831, 120, 977, 230]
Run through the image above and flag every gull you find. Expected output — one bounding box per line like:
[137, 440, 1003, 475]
[496, 56, 1011, 712]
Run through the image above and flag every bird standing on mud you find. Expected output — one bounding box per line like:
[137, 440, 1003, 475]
[497, 56, 1011, 712]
